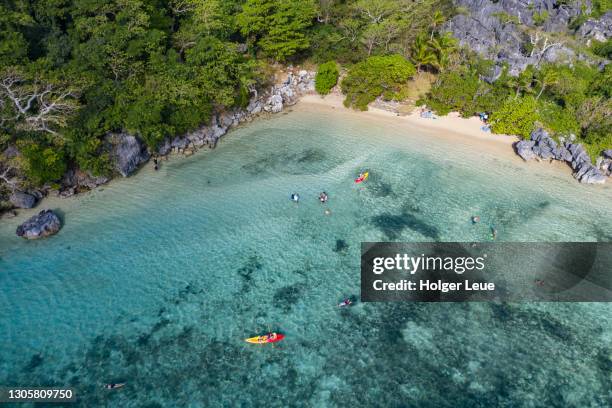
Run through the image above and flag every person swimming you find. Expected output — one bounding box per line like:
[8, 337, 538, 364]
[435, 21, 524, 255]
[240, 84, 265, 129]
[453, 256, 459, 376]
[471, 216, 480, 224]
[291, 193, 300, 202]
[319, 192, 328, 203]
[339, 298, 352, 307]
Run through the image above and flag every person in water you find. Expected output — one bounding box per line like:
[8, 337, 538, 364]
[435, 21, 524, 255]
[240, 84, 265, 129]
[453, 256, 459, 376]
[153, 157, 159, 171]
[319, 192, 328, 203]
[471, 216, 480, 224]
[291, 193, 300, 202]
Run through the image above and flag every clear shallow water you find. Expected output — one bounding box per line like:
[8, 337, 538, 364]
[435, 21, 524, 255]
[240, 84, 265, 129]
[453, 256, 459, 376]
[1, 105, 611, 407]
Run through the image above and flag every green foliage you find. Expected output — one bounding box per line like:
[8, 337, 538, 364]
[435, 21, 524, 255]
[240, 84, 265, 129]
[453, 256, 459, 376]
[0, 0, 609, 189]
[424, 70, 481, 116]
[591, 39, 612, 59]
[537, 101, 579, 136]
[341, 55, 415, 110]
[18, 141, 67, 185]
[493, 12, 520, 25]
[315, 61, 339, 95]
[532, 11, 549, 26]
[237, 0, 316, 61]
[490, 96, 539, 139]
[591, 0, 612, 18]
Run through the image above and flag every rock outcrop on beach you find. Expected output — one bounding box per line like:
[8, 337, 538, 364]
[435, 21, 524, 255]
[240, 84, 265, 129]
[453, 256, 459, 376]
[596, 150, 612, 176]
[514, 128, 608, 184]
[16, 209, 61, 239]
[447, 0, 592, 76]
[9, 191, 37, 209]
[105, 133, 150, 177]
[59, 169, 110, 197]
[160, 70, 315, 155]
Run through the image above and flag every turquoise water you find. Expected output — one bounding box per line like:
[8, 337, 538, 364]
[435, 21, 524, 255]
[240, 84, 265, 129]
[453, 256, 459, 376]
[1, 105, 611, 407]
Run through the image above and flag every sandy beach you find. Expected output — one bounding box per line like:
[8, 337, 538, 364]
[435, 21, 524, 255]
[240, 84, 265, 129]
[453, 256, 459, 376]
[299, 93, 518, 146]
[297, 93, 584, 176]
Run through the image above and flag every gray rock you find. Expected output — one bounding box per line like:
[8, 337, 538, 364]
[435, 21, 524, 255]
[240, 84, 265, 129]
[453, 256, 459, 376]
[576, 165, 607, 184]
[106, 133, 150, 177]
[265, 94, 283, 113]
[9, 191, 37, 209]
[158, 139, 172, 156]
[62, 169, 109, 192]
[603, 150, 612, 159]
[515, 140, 536, 160]
[247, 100, 263, 115]
[555, 146, 572, 162]
[3, 145, 20, 159]
[16, 209, 61, 239]
[446, 0, 584, 77]
[578, 11, 612, 43]
[171, 136, 188, 150]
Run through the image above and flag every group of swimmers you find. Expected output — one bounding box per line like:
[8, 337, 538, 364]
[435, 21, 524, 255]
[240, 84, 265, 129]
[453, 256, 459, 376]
[291, 191, 328, 204]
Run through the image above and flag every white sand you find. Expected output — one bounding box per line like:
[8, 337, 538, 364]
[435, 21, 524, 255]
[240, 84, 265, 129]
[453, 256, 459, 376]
[296, 93, 581, 177]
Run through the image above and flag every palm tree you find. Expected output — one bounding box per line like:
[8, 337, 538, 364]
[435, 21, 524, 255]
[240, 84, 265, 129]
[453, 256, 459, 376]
[428, 32, 458, 70]
[429, 11, 445, 41]
[411, 34, 437, 72]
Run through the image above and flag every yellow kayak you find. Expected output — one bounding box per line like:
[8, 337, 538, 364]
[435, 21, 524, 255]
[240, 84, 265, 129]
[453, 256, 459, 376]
[245, 333, 284, 344]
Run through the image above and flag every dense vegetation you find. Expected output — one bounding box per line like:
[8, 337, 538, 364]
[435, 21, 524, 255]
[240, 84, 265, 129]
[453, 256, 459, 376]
[0, 0, 610, 193]
[314, 61, 339, 95]
[422, 58, 611, 157]
[341, 55, 415, 110]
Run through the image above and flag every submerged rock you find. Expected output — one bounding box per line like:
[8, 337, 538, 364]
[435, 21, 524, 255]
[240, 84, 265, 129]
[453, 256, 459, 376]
[106, 133, 150, 177]
[9, 191, 37, 209]
[16, 209, 61, 239]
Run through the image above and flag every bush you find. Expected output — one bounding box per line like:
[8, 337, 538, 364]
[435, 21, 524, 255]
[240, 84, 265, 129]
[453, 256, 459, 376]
[424, 70, 481, 116]
[490, 96, 539, 139]
[18, 141, 67, 186]
[341, 55, 415, 110]
[315, 61, 339, 95]
[532, 11, 549, 26]
[591, 39, 612, 59]
[537, 101, 579, 137]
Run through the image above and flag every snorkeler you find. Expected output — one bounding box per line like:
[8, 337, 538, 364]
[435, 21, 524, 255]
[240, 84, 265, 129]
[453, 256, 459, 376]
[291, 193, 300, 203]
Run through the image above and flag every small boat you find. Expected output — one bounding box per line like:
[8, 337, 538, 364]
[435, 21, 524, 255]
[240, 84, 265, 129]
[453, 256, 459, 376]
[355, 172, 369, 183]
[245, 333, 285, 344]
[105, 383, 125, 390]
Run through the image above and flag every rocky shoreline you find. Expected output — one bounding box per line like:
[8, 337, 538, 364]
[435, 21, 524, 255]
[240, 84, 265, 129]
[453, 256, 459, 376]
[515, 129, 611, 184]
[2, 69, 315, 215]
